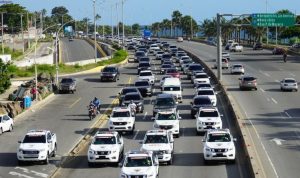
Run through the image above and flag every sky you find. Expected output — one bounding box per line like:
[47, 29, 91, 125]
[12, 0, 300, 25]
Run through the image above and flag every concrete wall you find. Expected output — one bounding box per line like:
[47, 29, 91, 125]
[14, 53, 54, 67]
[64, 56, 111, 66]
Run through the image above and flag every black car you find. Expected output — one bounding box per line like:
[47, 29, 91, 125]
[122, 92, 144, 113]
[186, 64, 204, 79]
[59, 78, 77, 94]
[127, 45, 135, 50]
[134, 80, 153, 97]
[190, 96, 213, 119]
[134, 51, 146, 62]
[153, 94, 177, 116]
[100, 66, 120, 82]
[253, 42, 263, 50]
[162, 43, 170, 51]
[170, 48, 178, 56]
[161, 53, 172, 63]
[137, 62, 151, 74]
[118, 87, 140, 105]
[160, 64, 173, 74]
[139, 57, 151, 63]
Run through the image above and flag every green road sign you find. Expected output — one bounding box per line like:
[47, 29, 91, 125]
[251, 13, 296, 27]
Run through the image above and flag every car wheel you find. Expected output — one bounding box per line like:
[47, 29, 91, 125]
[296, 89, 298, 92]
[167, 156, 173, 165]
[18, 160, 25, 166]
[88, 162, 95, 167]
[9, 125, 13, 132]
[43, 154, 49, 165]
[204, 159, 210, 165]
[0, 127, 2, 135]
[255, 88, 258, 90]
[228, 159, 236, 164]
[176, 133, 180, 138]
[52, 144, 57, 157]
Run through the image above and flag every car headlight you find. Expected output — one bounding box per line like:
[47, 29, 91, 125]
[18, 149, 23, 153]
[216, 122, 221, 125]
[89, 149, 96, 154]
[39, 149, 46, 152]
[229, 147, 234, 151]
[154, 123, 159, 128]
[205, 147, 211, 152]
[120, 173, 127, 178]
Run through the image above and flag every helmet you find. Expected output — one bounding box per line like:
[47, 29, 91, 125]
[130, 100, 134, 103]
[94, 97, 98, 100]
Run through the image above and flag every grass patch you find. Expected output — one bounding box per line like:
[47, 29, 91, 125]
[8, 50, 128, 78]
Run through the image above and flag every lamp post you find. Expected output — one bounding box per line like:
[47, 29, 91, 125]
[121, 0, 125, 48]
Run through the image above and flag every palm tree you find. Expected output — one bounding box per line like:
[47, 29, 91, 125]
[172, 10, 183, 37]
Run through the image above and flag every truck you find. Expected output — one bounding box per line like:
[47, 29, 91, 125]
[17, 130, 57, 165]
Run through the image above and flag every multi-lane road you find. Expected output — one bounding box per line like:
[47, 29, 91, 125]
[166, 39, 300, 178]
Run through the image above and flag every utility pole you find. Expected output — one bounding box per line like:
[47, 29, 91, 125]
[190, 16, 193, 39]
[40, 12, 43, 32]
[216, 13, 222, 81]
[116, 3, 120, 46]
[122, 0, 125, 48]
[93, 0, 97, 63]
[266, 0, 269, 45]
[27, 12, 30, 48]
[111, 5, 113, 38]
[1, 12, 4, 54]
[20, 13, 24, 53]
[171, 19, 173, 37]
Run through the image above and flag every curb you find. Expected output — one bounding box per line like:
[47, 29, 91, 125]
[84, 38, 107, 57]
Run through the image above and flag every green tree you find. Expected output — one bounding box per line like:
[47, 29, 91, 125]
[132, 23, 140, 35]
[0, 59, 11, 94]
[181, 15, 198, 37]
[151, 22, 161, 36]
[171, 10, 183, 37]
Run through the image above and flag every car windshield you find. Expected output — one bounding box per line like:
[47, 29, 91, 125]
[284, 80, 296, 83]
[125, 156, 152, 167]
[207, 133, 231, 142]
[140, 58, 150, 62]
[200, 111, 219, 117]
[197, 84, 211, 88]
[177, 53, 186, 57]
[157, 113, 176, 120]
[145, 135, 168, 143]
[124, 94, 140, 101]
[189, 65, 203, 71]
[103, 67, 116, 72]
[195, 74, 208, 78]
[163, 86, 180, 91]
[162, 64, 172, 68]
[197, 90, 214, 95]
[93, 136, 116, 144]
[243, 77, 256, 81]
[162, 54, 171, 58]
[136, 52, 145, 56]
[61, 78, 73, 83]
[139, 63, 150, 67]
[170, 46, 176, 49]
[233, 65, 242, 68]
[183, 60, 192, 64]
[194, 98, 211, 105]
[121, 88, 137, 95]
[112, 111, 130, 117]
[157, 52, 164, 54]
[155, 98, 175, 106]
[140, 72, 152, 76]
[23, 135, 46, 143]
[135, 81, 150, 86]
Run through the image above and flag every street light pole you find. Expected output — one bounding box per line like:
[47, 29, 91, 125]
[20, 13, 24, 53]
[122, 0, 125, 48]
[1, 12, 4, 54]
[190, 16, 193, 39]
[93, 0, 97, 63]
[116, 3, 120, 46]
[111, 5, 113, 38]
[217, 13, 222, 81]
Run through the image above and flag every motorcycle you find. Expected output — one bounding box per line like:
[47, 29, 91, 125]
[128, 103, 137, 116]
[88, 105, 97, 120]
[283, 54, 287, 63]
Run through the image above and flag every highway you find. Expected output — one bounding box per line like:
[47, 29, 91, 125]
[51, 53, 251, 178]
[60, 38, 100, 63]
[166, 39, 300, 178]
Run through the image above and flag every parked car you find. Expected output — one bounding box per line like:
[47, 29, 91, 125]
[239, 75, 257, 90]
[59, 78, 77, 93]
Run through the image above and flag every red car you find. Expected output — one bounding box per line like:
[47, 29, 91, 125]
[166, 68, 180, 78]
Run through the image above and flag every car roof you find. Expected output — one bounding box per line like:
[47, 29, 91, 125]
[27, 130, 49, 135]
[199, 107, 218, 112]
[207, 129, 230, 134]
[157, 93, 174, 98]
[146, 130, 168, 135]
[112, 107, 130, 112]
[127, 150, 152, 157]
[283, 78, 296, 81]
[95, 131, 118, 137]
[139, 70, 152, 73]
[125, 92, 141, 96]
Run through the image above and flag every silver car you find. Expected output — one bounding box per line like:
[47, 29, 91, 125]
[280, 78, 298, 91]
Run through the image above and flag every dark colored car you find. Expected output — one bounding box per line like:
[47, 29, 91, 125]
[170, 48, 178, 56]
[160, 64, 173, 74]
[127, 45, 135, 50]
[186, 64, 204, 79]
[253, 42, 263, 50]
[272, 47, 284, 55]
[165, 68, 180, 78]
[137, 62, 151, 74]
[162, 43, 170, 51]
[175, 52, 187, 63]
[134, 80, 153, 97]
[134, 51, 146, 62]
[100, 66, 120, 82]
[153, 94, 177, 116]
[139, 57, 151, 63]
[122, 92, 144, 113]
[190, 96, 213, 119]
[161, 53, 172, 62]
[59, 77, 77, 94]
[118, 87, 140, 105]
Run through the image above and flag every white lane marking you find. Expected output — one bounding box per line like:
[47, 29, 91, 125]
[271, 98, 278, 104]
[275, 80, 280, 83]
[284, 111, 292, 118]
[30, 171, 48, 178]
[279, 68, 283, 71]
[259, 88, 265, 92]
[270, 138, 285, 145]
[289, 73, 296, 77]
[133, 129, 140, 140]
[142, 112, 148, 120]
[9, 172, 34, 178]
[264, 72, 271, 77]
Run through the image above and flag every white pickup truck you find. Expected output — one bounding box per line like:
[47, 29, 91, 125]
[17, 130, 57, 165]
[229, 43, 243, 52]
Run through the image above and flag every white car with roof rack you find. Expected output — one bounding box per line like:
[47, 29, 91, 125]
[203, 129, 236, 164]
[120, 150, 159, 178]
[195, 87, 217, 106]
[196, 107, 222, 134]
[191, 72, 210, 85]
[108, 107, 135, 134]
[17, 130, 57, 165]
[152, 109, 181, 138]
[140, 130, 174, 165]
[138, 70, 155, 85]
[87, 131, 124, 167]
[0, 114, 13, 135]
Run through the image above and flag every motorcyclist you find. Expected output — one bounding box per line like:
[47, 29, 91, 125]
[128, 100, 137, 115]
[283, 51, 287, 63]
[92, 97, 101, 113]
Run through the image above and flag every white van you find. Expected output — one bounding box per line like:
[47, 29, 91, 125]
[161, 78, 183, 103]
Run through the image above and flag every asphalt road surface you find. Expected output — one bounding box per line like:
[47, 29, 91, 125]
[60, 38, 100, 63]
[52, 53, 251, 178]
[166, 39, 300, 178]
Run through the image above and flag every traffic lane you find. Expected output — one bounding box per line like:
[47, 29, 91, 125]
[169, 40, 299, 178]
[61, 38, 96, 63]
[0, 62, 135, 178]
[53, 55, 250, 178]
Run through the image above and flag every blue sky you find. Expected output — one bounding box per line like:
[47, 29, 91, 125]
[13, 0, 300, 25]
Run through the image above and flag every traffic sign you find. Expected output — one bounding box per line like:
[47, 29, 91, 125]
[251, 13, 296, 27]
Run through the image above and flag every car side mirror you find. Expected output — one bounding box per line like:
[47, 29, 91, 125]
[138, 140, 143, 144]
[202, 139, 205, 142]
[178, 116, 182, 120]
[220, 114, 224, 117]
[190, 101, 193, 105]
[151, 117, 155, 120]
[233, 138, 237, 142]
[18, 141, 22, 143]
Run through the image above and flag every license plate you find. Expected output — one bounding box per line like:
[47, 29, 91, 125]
[216, 153, 223, 157]
[248, 82, 252, 84]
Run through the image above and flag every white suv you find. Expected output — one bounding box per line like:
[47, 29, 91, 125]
[195, 87, 217, 106]
[192, 72, 210, 85]
[120, 150, 159, 178]
[149, 44, 160, 53]
[196, 107, 222, 134]
[152, 109, 181, 138]
[108, 107, 135, 134]
[88, 131, 124, 167]
[203, 129, 236, 164]
[138, 70, 155, 85]
[140, 130, 174, 165]
[0, 114, 14, 134]
[17, 130, 57, 165]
